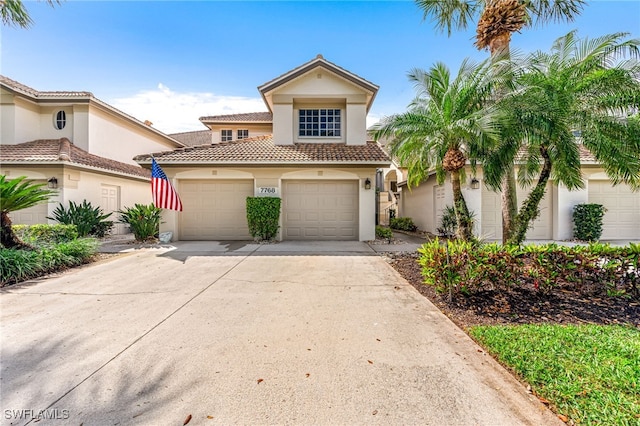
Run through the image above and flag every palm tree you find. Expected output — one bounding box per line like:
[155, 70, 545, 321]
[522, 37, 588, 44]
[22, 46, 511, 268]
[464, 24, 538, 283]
[373, 59, 503, 241]
[1, 0, 60, 28]
[503, 31, 640, 244]
[415, 0, 585, 243]
[0, 176, 56, 249]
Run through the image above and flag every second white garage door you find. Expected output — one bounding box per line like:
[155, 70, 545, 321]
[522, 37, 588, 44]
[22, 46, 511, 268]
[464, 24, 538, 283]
[481, 183, 553, 240]
[179, 180, 253, 240]
[588, 180, 640, 240]
[283, 180, 358, 240]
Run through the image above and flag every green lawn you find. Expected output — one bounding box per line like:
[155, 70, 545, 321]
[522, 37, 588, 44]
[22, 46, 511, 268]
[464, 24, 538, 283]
[469, 324, 640, 425]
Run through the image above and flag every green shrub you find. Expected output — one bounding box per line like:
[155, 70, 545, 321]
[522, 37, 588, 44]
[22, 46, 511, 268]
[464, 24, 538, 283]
[118, 204, 162, 242]
[573, 203, 606, 241]
[417, 240, 639, 300]
[376, 225, 393, 240]
[13, 224, 78, 245]
[48, 201, 113, 237]
[389, 217, 417, 232]
[246, 197, 281, 241]
[0, 238, 97, 286]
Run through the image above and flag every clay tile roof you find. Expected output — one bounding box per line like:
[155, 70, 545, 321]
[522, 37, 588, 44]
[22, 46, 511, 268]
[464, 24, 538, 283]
[0, 75, 93, 98]
[578, 144, 596, 162]
[199, 112, 273, 122]
[0, 139, 151, 178]
[169, 130, 212, 147]
[134, 135, 390, 166]
[515, 144, 596, 163]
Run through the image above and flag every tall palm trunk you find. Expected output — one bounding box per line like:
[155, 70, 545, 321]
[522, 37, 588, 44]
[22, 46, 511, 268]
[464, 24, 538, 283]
[507, 146, 552, 245]
[489, 30, 519, 244]
[451, 169, 473, 241]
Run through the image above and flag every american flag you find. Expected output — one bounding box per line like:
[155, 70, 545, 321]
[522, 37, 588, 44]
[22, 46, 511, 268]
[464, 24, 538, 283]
[151, 158, 183, 211]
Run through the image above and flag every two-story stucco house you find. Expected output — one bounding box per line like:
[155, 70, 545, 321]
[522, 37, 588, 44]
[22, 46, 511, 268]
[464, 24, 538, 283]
[135, 55, 390, 241]
[0, 76, 184, 232]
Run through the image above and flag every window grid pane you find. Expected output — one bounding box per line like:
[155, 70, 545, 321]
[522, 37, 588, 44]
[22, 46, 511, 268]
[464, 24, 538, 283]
[221, 130, 233, 142]
[299, 109, 341, 137]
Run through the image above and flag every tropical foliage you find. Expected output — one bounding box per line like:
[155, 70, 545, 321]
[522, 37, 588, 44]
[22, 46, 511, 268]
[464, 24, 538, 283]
[0, 238, 97, 286]
[415, 0, 586, 242]
[373, 59, 503, 241]
[118, 203, 162, 242]
[418, 240, 640, 300]
[49, 200, 114, 237]
[1, 0, 60, 28]
[494, 31, 640, 245]
[0, 175, 56, 249]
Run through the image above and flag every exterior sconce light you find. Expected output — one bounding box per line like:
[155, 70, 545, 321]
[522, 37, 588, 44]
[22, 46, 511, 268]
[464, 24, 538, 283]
[470, 178, 480, 190]
[47, 177, 58, 189]
[364, 178, 372, 190]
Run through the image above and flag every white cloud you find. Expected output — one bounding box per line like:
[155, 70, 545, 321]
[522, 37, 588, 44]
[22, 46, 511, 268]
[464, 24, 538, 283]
[109, 83, 267, 134]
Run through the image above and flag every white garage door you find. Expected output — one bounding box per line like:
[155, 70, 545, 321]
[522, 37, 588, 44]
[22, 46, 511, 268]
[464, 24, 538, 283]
[481, 183, 553, 240]
[11, 202, 48, 226]
[283, 180, 358, 240]
[179, 180, 253, 240]
[588, 181, 640, 240]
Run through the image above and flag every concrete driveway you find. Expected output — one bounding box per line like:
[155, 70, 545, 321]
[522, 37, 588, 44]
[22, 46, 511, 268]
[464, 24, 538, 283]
[1, 242, 560, 425]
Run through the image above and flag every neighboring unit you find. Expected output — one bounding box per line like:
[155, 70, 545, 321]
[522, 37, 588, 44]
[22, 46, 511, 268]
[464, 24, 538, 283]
[137, 55, 390, 241]
[398, 146, 640, 241]
[0, 76, 184, 233]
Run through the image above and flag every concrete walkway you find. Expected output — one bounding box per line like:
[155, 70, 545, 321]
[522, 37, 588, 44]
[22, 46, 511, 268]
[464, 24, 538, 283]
[1, 243, 561, 425]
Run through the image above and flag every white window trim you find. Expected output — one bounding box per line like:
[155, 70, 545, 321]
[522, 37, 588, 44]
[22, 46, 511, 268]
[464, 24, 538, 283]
[297, 108, 343, 139]
[221, 129, 233, 142]
[54, 110, 67, 130]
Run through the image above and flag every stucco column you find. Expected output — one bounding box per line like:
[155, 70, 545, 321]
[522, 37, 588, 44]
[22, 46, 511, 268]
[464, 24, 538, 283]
[553, 183, 588, 240]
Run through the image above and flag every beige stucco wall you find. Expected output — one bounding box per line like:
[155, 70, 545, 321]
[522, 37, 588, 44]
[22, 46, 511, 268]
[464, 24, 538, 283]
[86, 105, 178, 165]
[269, 68, 371, 146]
[158, 166, 377, 241]
[1, 96, 43, 144]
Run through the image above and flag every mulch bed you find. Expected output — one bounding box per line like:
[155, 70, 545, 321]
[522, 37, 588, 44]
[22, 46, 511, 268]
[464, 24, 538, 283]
[387, 252, 640, 329]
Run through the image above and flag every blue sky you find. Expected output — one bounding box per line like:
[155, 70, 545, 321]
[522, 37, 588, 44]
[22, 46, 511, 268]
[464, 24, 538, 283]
[2, 1, 639, 133]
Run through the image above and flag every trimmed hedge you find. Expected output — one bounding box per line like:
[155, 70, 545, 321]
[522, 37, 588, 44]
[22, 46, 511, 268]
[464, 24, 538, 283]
[376, 225, 393, 239]
[246, 197, 281, 241]
[418, 240, 639, 300]
[573, 203, 606, 242]
[390, 217, 417, 232]
[13, 224, 78, 245]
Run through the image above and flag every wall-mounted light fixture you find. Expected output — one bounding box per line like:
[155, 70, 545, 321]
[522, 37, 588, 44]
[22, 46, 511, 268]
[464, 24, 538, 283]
[47, 177, 58, 189]
[364, 178, 372, 190]
[470, 178, 480, 190]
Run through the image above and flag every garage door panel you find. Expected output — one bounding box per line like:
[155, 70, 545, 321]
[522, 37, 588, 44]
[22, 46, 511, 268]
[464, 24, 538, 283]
[589, 181, 640, 239]
[283, 180, 358, 241]
[481, 184, 553, 240]
[12, 202, 49, 225]
[180, 179, 253, 240]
